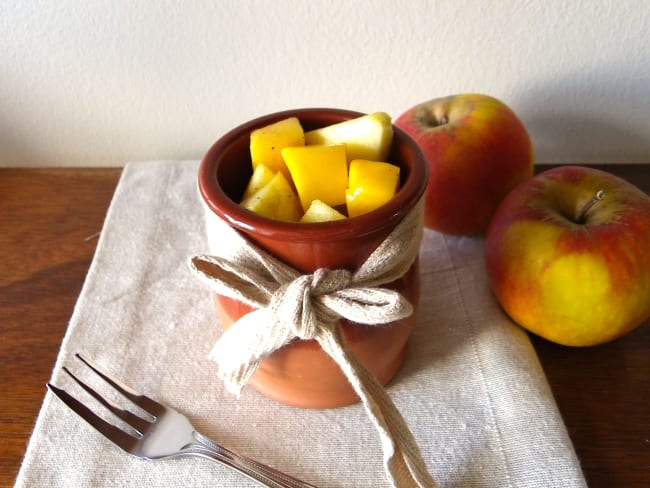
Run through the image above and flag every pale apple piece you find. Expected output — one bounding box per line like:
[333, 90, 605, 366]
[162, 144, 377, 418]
[250, 117, 305, 179]
[300, 199, 347, 223]
[304, 112, 393, 162]
[241, 163, 276, 201]
[240, 171, 302, 222]
[281, 144, 348, 211]
[346, 159, 400, 217]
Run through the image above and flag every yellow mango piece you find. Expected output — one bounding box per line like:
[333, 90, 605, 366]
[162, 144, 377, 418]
[241, 163, 275, 201]
[240, 171, 302, 222]
[304, 112, 393, 162]
[300, 199, 347, 223]
[346, 159, 400, 217]
[250, 117, 305, 178]
[282, 144, 348, 211]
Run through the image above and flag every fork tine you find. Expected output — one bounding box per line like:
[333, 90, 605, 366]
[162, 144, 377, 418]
[47, 383, 138, 452]
[76, 353, 164, 416]
[62, 366, 152, 435]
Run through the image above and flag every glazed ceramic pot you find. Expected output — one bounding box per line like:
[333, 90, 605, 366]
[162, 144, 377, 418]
[198, 108, 427, 408]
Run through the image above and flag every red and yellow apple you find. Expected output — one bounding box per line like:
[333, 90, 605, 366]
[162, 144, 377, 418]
[485, 165, 650, 346]
[395, 94, 534, 235]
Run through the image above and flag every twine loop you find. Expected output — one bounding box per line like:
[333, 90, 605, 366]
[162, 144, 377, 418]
[269, 268, 352, 340]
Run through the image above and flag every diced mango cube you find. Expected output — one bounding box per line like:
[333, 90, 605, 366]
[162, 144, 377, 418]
[345, 159, 400, 217]
[304, 112, 393, 162]
[240, 171, 302, 222]
[300, 199, 347, 223]
[250, 117, 305, 178]
[241, 163, 276, 201]
[282, 144, 348, 211]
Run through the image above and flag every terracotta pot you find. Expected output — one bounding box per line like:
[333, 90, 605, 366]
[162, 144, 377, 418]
[198, 108, 427, 408]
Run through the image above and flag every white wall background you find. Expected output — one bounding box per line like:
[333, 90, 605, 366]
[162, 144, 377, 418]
[1, 0, 649, 167]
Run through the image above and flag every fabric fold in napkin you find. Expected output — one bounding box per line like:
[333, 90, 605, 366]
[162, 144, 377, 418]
[15, 161, 587, 488]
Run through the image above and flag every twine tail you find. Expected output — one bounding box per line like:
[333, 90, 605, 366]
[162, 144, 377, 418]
[316, 323, 438, 488]
[208, 308, 293, 395]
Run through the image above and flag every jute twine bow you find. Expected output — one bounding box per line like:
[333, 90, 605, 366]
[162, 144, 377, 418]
[190, 197, 437, 488]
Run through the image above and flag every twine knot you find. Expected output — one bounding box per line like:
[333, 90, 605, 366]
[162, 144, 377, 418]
[269, 268, 351, 340]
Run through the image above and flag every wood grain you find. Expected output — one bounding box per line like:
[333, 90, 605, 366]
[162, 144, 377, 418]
[1, 165, 648, 487]
[0, 168, 120, 487]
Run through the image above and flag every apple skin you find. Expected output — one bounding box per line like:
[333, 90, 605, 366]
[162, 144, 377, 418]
[485, 165, 650, 347]
[395, 94, 534, 235]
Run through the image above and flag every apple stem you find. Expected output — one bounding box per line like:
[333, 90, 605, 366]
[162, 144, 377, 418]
[576, 190, 606, 224]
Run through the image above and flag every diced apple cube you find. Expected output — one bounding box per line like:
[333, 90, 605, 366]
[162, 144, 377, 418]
[250, 117, 305, 179]
[281, 144, 348, 211]
[304, 112, 393, 162]
[300, 199, 347, 223]
[346, 159, 400, 217]
[240, 171, 302, 222]
[241, 163, 276, 201]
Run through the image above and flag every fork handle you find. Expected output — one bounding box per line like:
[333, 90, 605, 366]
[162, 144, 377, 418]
[188, 431, 318, 488]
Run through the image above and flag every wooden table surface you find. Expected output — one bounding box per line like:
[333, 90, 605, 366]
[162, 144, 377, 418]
[1, 165, 649, 487]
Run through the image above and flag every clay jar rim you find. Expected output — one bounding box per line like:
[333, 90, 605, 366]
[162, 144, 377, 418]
[198, 107, 428, 243]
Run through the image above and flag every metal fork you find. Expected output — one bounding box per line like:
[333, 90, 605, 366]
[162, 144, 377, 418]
[47, 353, 318, 488]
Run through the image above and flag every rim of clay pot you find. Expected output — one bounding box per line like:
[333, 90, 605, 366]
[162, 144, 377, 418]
[198, 107, 427, 242]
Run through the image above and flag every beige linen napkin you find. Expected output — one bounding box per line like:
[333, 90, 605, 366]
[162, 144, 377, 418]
[15, 160, 587, 488]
